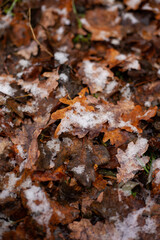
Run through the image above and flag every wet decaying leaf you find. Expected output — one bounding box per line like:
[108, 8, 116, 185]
[55, 136, 110, 186]
[0, 0, 160, 239]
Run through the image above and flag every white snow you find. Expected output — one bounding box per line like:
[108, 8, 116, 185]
[113, 197, 157, 240]
[0, 214, 12, 239]
[56, 26, 64, 41]
[120, 83, 132, 100]
[126, 0, 141, 9]
[19, 82, 48, 98]
[144, 101, 151, 107]
[24, 185, 52, 227]
[55, 86, 67, 99]
[18, 100, 39, 113]
[152, 158, 160, 184]
[127, 59, 140, 70]
[111, 38, 120, 45]
[80, 18, 90, 27]
[18, 59, 31, 69]
[123, 13, 139, 24]
[0, 14, 12, 31]
[62, 137, 73, 147]
[0, 173, 20, 199]
[47, 138, 61, 152]
[124, 137, 148, 159]
[59, 73, 68, 82]
[0, 75, 16, 96]
[17, 145, 27, 159]
[54, 52, 69, 64]
[72, 165, 85, 175]
[105, 80, 118, 94]
[83, 60, 112, 91]
[46, 138, 61, 168]
[116, 54, 127, 61]
[56, 100, 141, 136]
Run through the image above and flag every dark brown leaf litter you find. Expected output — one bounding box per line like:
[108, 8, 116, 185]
[0, 0, 160, 239]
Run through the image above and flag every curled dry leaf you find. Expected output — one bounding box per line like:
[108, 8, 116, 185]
[116, 137, 149, 183]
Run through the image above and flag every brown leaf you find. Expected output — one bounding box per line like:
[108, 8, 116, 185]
[81, 8, 122, 41]
[18, 69, 59, 99]
[17, 41, 38, 60]
[55, 137, 110, 186]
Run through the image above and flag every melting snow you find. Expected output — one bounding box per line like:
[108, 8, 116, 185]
[105, 80, 118, 94]
[18, 59, 31, 69]
[72, 165, 85, 175]
[54, 52, 69, 64]
[152, 158, 160, 184]
[113, 197, 157, 240]
[0, 173, 20, 199]
[59, 73, 68, 82]
[46, 138, 61, 168]
[120, 83, 132, 100]
[24, 185, 52, 227]
[0, 75, 16, 96]
[123, 13, 139, 24]
[83, 60, 113, 91]
[62, 137, 73, 147]
[126, 0, 141, 9]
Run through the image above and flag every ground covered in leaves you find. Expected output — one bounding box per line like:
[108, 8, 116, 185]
[0, 0, 160, 239]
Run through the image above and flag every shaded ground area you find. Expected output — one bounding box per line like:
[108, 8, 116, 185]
[0, 0, 160, 239]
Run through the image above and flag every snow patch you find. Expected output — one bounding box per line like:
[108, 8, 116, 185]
[116, 54, 126, 61]
[62, 137, 73, 147]
[0, 75, 16, 96]
[18, 59, 31, 70]
[46, 138, 61, 168]
[0, 173, 20, 199]
[105, 80, 118, 94]
[83, 60, 112, 91]
[120, 83, 132, 100]
[24, 185, 52, 227]
[113, 197, 157, 240]
[54, 52, 69, 64]
[72, 165, 85, 175]
[123, 13, 139, 24]
[59, 73, 68, 82]
[126, 0, 141, 9]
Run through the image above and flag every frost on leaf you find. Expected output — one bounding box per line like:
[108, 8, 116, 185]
[52, 88, 157, 140]
[116, 137, 150, 183]
[79, 60, 114, 94]
[18, 69, 59, 99]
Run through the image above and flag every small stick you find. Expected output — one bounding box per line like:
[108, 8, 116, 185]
[28, 8, 53, 57]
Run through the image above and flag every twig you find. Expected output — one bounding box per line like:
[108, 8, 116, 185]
[28, 8, 53, 57]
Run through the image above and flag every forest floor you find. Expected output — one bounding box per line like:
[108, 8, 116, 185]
[0, 0, 160, 239]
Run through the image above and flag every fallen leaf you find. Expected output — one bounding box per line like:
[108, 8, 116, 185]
[116, 137, 149, 183]
[17, 41, 38, 60]
[81, 8, 122, 41]
[56, 137, 110, 186]
[18, 69, 59, 98]
[78, 60, 114, 94]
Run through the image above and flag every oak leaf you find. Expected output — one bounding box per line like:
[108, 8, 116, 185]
[116, 137, 149, 183]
